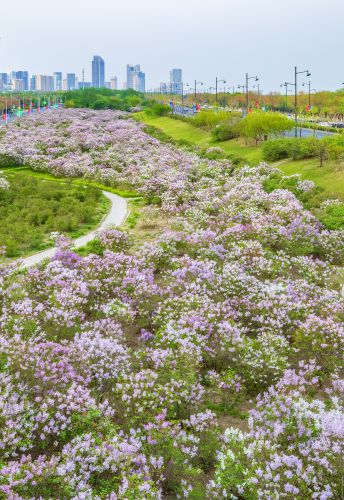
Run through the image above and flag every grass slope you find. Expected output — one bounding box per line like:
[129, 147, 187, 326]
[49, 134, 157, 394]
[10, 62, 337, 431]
[137, 113, 344, 197]
[136, 113, 264, 165]
[278, 159, 344, 197]
[0, 171, 110, 257]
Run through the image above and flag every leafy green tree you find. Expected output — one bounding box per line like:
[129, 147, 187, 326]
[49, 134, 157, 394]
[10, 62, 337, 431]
[238, 111, 294, 144]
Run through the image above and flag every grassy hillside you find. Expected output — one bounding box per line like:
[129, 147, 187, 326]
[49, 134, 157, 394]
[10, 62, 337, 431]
[278, 159, 344, 197]
[136, 112, 344, 197]
[136, 113, 264, 165]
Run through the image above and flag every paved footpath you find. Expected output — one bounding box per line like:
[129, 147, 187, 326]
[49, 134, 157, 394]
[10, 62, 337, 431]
[20, 191, 128, 268]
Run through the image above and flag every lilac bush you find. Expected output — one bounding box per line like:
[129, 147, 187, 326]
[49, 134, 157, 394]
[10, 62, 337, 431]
[0, 109, 343, 498]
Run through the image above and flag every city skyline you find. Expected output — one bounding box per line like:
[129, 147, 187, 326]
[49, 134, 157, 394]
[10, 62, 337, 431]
[1, 0, 344, 92]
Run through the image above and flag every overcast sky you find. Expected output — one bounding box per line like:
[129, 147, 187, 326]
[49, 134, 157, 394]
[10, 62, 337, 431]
[1, 0, 343, 92]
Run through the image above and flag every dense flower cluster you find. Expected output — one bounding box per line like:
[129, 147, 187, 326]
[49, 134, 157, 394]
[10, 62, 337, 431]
[0, 110, 343, 498]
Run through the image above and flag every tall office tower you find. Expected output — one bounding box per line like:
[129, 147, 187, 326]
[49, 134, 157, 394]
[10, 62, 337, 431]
[30, 75, 36, 91]
[15, 71, 29, 90]
[133, 71, 145, 92]
[66, 73, 76, 90]
[126, 64, 141, 90]
[35, 75, 54, 92]
[78, 82, 91, 89]
[110, 76, 118, 90]
[92, 55, 105, 88]
[12, 79, 25, 91]
[53, 72, 62, 91]
[0, 73, 9, 85]
[170, 68, 182, 94]
[0, 73, 8, 91]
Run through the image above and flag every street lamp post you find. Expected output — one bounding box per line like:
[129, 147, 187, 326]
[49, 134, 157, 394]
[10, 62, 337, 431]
[302, 81, 315, 108]
[194, 80, 203, 103]
[284, 67, 311, 137]
[215, 77, 226, 105]
[181, 82, 189, 106]
[280, 82, 293, 110]
[294, 66, 311, 137]
[245, 73, 258, 113]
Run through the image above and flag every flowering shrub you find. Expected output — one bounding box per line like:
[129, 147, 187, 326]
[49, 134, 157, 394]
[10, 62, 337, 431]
[209, 364, 344, 499]
[0, 110, 343, 498]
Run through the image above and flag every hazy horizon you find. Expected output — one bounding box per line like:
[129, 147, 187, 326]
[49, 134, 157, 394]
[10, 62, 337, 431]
[1, 0, 344, 92]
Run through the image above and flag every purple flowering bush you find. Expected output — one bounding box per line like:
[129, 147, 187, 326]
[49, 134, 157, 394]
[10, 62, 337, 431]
[0, 110, 343, 498]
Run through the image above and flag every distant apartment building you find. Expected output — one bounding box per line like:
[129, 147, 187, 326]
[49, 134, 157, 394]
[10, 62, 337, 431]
[12, 79, 25, 91]
[92, 55, 105, 88]
[126, 64, 145, 92]
[110, 76, 118, 90]
[126, 64, 139, 89]
[133, 71, 145, 92]
[35, 75, 54, 92]
[53, 72, 62, 91]
[66, 73, 77, 90]
[30, 75, 36, 91]
[17, 71, 29, 90]
[8, 71, 29, 91]
[160, 82, 167, 93]
[0, 73, 9, 91]
[170, 68, 182, 94]
[78, 82, 91, 89]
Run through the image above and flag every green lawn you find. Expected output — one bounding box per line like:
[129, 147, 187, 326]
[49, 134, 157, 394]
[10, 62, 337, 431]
[136, 113, 264, 165]
[278, 159, 344, 197]
[0, 171, 110, 257]
[137, 113, 343, 197]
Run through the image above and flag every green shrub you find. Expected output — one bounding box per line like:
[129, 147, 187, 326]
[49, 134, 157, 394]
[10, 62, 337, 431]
[212, 123, 239, 141]
[262, 139, 290, 161]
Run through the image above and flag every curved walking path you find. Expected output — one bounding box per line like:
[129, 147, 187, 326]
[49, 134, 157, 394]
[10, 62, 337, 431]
[20, 191, 128, 268]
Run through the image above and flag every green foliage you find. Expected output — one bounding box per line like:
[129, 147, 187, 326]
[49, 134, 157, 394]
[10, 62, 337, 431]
[212, 123, 240, 141]
[145, 102, 171, 116]
[238, 111, 294, 144]
[192, 110, 231, 131]
[317, 202, 344, 229]
[63, 88, 143, 111]
[0, 173, 107, 257]
[263, 136, 344, 167]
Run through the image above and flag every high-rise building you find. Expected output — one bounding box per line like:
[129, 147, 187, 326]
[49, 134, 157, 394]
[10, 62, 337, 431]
[170, 68, 182, 94]
[133, 71, 145, 93]
[0, 73, 9, 91]
[78, 82, 91, 89]
[110, 76, 118, 90]
[35, 75, 54, 92]
[16, 71, 29, 90]
[66, 73, 76, 91]
[126, 64, 140, 90]
[92, 55, 105, 88]
[126, 64, 145, 91]
[53, 72, 62, 91]
[30, 75, 36, 91]
[0, 73, 9, 85]
[12, 79, 25, 91]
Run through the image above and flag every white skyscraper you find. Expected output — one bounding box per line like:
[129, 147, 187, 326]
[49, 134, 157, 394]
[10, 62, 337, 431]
[110, 76, 118, 90]
[170, 68, 183, 94]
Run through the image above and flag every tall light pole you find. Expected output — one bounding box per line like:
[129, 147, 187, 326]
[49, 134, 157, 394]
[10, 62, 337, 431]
[293, 66, 311, 137]
[181, 82, 189, 106]
[245, 73, 258, 113]
[280, 82, 293, 110]
[215, 77, 226, 105]
[302, 81, 315, 108]
[194, 80, 203, 103]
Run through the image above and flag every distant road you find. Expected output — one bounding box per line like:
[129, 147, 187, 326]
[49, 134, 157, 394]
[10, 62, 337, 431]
[283, 127, 334, 139]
